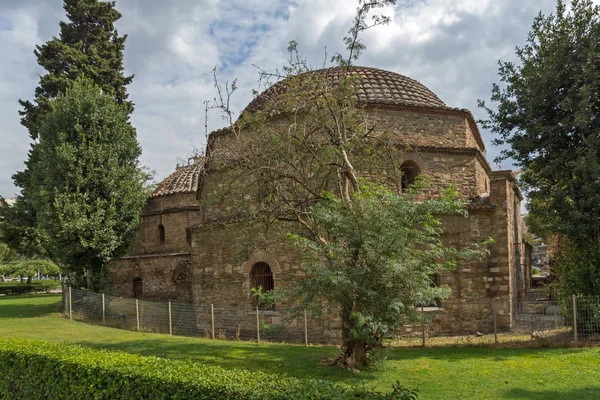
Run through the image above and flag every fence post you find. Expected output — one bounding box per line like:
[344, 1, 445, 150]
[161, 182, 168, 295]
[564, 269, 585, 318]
[211, 304, 215, 339]
[421, 306, 426, 348]
[102, 293, 105, 325]
[572, 295, 578, 344]
[493, 300, 498, 345]
[168, 301, 172, 335]
[256, 305, 260, 343]
[68, 286, 72, 320]
[136, 298, 140, 332]
[304, 309, 308, 346]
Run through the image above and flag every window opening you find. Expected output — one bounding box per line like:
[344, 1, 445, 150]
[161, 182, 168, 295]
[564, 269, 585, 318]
[133, 277, 143, 298]
[186, 228, 192, 245]
[400, 161, 421, 191]
[250, 262, 274, 309]
[158, 224, 165, 243]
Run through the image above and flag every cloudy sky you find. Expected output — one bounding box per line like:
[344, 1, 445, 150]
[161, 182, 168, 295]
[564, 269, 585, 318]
[0, 0, 577, 198]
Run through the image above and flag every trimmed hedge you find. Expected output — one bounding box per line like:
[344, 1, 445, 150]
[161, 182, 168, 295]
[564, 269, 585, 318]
[0, 337, 409, 399]
[0, 281, 60, 296]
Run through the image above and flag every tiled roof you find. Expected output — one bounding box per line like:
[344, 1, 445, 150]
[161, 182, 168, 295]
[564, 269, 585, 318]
[151, 162, 203, 198]
[244, 66, 446, 114]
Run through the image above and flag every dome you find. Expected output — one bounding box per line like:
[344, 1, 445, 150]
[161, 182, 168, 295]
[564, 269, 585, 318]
[243, 66, 446, 115]
[151, 161, 203, 198]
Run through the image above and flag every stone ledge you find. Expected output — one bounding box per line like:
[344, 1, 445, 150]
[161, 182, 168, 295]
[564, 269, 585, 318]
[112, 252, 191, 260]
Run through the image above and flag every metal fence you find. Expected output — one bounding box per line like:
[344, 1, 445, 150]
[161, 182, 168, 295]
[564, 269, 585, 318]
[62, 285, 600, 348]
[62, 285, 326, 343]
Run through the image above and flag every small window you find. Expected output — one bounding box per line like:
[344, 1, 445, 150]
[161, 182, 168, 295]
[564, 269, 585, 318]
[400, 161, 421, 191]
[133, 277, 143, 299]
[426, 273, 442, 307]
[158, 224, 165, 243]
[250, 262, 274, 308]
[186, 228, 192, 245]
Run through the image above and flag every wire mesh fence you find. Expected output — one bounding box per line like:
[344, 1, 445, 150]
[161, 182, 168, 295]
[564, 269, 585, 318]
[62, 284, 600, 348]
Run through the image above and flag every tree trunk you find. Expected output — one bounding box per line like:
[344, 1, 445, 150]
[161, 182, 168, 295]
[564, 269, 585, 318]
[27, 275, 32, 284]
[335, 304, 368, 369]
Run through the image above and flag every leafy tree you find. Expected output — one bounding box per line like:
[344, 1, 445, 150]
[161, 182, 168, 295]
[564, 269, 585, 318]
[0, 259, 61, 284]
[478, 0, 600, 295]
[286, 185, 488, 368]
[209, 0, 489, 367]
[4, 0, 134, 259]
[29, 78, 148, 289]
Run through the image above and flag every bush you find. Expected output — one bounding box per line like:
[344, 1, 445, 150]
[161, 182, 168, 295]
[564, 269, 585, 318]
[562, 296, 600, 337]
[0, 281, 60, 296]
[0, 337, 416, 399]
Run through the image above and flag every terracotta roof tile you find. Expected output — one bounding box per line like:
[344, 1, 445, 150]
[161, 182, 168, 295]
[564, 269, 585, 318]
[243, 66, 446, 115]
[151, 162, 204, 198]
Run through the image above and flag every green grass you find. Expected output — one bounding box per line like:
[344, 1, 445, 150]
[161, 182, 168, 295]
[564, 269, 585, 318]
[1, 295, 599, 400]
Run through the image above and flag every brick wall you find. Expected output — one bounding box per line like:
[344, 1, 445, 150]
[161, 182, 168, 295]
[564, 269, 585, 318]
[109, 253, 193, 303]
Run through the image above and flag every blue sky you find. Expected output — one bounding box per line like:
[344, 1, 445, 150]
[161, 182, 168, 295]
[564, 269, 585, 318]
[0, 0, 583, 198]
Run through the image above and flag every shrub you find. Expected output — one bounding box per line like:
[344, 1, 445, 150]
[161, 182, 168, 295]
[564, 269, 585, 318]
[0, 281, 60, 296]
[0, 337, 416, 399]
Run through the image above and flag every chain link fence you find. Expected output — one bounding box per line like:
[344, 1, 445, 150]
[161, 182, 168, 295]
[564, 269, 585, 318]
[62, 284, 600, 347]
[62, 284, 335, 344]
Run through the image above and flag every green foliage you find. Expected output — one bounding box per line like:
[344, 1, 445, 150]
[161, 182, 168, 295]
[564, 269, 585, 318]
[19, 0, 133, 141]
[0, 258, 60, 278]
[383, 382, 419, 400]
[285, 184, 490, 364]
[0, 196, 46, 257]
[28, 78, 149, 289]
[0, 281, 60, 296]
[0, 337, 408, 399]
[259, 321, 286, 338]
[251, 286, 277, 308]
[479, 0, 600, 294]
[5, 0, 134, 266]
[554, 240, 600, 296]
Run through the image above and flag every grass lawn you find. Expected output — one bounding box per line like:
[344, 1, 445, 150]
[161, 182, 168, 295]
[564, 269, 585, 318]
[1, 294, 599, 400]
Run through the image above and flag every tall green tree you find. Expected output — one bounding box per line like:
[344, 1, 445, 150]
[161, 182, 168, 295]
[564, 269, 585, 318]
[3, 0, 134, 258]
[286, 185, 487, 368]
[479, 0, 600, 295]
[29, 78, 148, 289]
[19, 0, 133, 140]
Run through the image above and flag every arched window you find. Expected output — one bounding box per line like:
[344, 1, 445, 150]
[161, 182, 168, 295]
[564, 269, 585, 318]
[400, 161, 421, 191]
[158, 224, 165, 243]
[133, 277, 143, 299]
[250, 262, 274, 308]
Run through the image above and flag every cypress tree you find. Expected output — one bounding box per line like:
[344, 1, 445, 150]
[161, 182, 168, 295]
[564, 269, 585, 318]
[19, 0, 133, 140]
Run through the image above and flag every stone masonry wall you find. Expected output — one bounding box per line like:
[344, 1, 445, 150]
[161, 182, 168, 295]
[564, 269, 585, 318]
[108, 253, 193, 303]
[190, 221, 338, 342]
[131, 193, 201, 255]
[370, 107, 473, 149]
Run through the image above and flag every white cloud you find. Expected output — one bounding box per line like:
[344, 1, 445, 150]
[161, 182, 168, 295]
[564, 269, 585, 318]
[0, 0, 587, 197]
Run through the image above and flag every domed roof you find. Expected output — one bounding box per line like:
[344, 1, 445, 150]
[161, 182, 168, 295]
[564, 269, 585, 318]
[151, 161, 203, 198]
[244, 66, 446, 114]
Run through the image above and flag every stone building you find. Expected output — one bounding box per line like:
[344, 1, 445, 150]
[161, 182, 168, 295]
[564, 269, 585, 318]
[109, 66, 529, 340]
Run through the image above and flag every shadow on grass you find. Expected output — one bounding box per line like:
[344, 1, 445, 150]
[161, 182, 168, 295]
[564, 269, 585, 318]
[384, 345, 590, 363]
[73, 334, 596, 388]
[503, 387, 600, 400]
[74, 337, 356, 382]
[0, 295, 61, 319]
